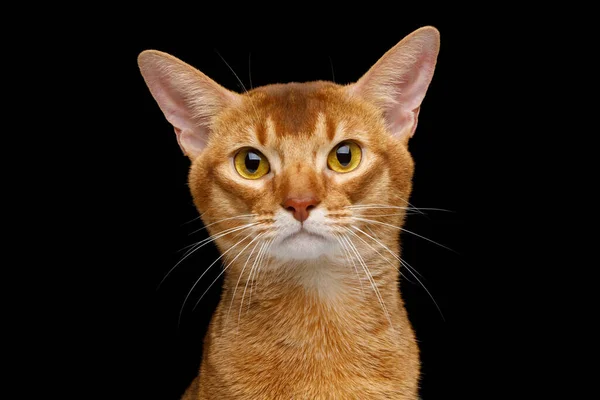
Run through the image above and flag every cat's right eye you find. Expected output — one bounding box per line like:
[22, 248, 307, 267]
[234, 148, 270, 180]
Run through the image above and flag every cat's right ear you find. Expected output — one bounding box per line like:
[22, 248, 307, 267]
[137, 50, 242, 159]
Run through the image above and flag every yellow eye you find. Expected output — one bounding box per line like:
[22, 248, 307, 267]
[234, 148, 270, 179]
[327, 141, 362, 173]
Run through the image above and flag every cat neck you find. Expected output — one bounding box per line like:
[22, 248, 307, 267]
[201, 256, 418, 399]
[218, 255, 405, 335]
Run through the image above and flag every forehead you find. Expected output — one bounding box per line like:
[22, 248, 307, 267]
[247, 81, 345, 143]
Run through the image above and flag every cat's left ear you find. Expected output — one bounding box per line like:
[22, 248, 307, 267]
[348, 26, 440, 141]
[138, 50, 242, 159]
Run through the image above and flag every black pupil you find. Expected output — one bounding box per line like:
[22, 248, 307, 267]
[245, 151, 261, 173]
[336, 144, 352, 167]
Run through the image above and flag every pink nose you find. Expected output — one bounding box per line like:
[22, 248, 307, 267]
[282, 197, 320, 222]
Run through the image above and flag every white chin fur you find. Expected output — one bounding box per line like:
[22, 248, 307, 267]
[269, 231, 334, 260]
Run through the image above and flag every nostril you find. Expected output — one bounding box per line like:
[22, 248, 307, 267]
[282, 197, 320, 222]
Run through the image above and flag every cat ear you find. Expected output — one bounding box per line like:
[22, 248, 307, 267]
[137, 50, 242, 158]
[348, 26, 440, 141]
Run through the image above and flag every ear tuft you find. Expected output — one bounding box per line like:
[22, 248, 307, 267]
[349, 26, 440, 140]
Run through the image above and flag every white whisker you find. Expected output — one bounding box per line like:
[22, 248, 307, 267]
[188, 214, 258, 236]
[364, 225, 424, 279]
[159, 222, 259, 289]
[352, 226, 444, 320]
[352, 217, 456, 253]
[178, 231, 255, 327]
[179, 222, 257, 255]
[181, 216, 201, 226]
[341, 232, 394, 330]
[342, 226, 413, 283]
[345, 201, 425, 215]
[247, 237, 272, 312]
[346, 204, 451, 214]
[192, 232, 266, 312]
[358, 212, 420, 217]
[333, 232, 365, 295]
[251, 237, 275, 294]
[346, 205, 409, 209]
[181, 222, 259, 257]
[227, 235, 264, 322]
[239, 241, 267, 327]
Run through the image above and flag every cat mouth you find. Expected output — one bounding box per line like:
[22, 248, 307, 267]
[272, 228, 333, 260]
[282, 229, 325, 243]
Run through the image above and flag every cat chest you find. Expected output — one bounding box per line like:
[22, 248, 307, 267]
[200, 321, 416, 398]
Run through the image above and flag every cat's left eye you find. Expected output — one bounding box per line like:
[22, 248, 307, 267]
[327, 141, 362, 173]
[234, 148, 270, 179]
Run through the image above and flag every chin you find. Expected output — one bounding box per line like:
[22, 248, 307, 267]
[269, 231, 335, 260]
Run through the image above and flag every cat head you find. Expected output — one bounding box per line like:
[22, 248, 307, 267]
[138, 27, 439, 265]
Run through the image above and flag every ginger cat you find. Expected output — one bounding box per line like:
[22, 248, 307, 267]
[138, 26, 440, 399]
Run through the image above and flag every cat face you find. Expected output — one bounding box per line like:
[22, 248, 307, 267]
[188, 82, 414, 261]
[138, 26, 439, 271]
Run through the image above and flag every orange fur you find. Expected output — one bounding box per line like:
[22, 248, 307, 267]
[139, 26, 440, 399]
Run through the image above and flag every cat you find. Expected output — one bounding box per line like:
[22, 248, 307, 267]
[138, 26, 440, 400]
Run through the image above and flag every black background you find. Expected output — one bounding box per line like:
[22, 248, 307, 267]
[57, 10, 512, 399]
